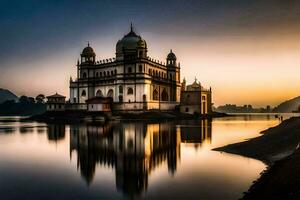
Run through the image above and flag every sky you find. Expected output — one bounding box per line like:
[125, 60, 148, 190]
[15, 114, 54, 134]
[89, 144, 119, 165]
[0, 0, 299, 107]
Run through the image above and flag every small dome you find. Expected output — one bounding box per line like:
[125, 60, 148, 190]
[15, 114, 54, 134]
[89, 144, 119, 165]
[81, 43, 96, 57]
[137, 38, 147, 48]
[116, 25, 147, 54]
[167, 49, 177, 60]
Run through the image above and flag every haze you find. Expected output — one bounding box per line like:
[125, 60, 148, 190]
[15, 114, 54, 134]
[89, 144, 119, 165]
[0, 0, 299, 107]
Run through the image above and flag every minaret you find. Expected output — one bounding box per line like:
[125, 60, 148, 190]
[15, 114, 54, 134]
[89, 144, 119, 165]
[181, 77, 186, 91]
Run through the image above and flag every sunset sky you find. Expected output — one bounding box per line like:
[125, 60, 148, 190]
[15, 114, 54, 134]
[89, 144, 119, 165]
[0, 0, 299, 107]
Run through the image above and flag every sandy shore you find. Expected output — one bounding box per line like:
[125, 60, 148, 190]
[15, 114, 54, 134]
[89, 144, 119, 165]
[214, 116, 300, 199]
[214, 116, 300, 165]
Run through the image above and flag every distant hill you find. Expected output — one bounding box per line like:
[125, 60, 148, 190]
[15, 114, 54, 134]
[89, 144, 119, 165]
[273, 96, 300, 113]
[0, 88, 18, 103]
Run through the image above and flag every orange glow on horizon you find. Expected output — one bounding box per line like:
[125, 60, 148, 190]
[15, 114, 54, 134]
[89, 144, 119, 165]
[1, 30, 299, 107]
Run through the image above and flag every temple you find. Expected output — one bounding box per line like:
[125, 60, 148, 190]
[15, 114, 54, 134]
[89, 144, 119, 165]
[69, 25, 180, 112]
[47, 25, 212, 115]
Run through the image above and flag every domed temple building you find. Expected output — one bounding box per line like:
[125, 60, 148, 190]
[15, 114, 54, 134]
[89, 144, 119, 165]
[67, 25, 212, 113]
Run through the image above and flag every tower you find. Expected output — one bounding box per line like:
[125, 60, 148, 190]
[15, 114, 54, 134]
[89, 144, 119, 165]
[181, 78, 186, 91]
[81, 42, 96, 64]
[167, 49, 180, 102]
[79, 43, 97, 101]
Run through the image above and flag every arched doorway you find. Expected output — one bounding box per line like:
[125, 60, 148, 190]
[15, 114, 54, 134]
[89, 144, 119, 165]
[161, 89, 168, 101]
[81, 90, 86, 97]
[153, 89, 159, 100]
[107, 89, 114, 100]
[119, 85, 123, 94]
[143, 94, 147, 110]
[119, 95, 123, 102]
[96, 89, 103, 97]
[127, 87, 133, 95]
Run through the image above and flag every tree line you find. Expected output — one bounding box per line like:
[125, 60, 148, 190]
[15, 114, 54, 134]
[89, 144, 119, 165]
[0, 94, 46, 116]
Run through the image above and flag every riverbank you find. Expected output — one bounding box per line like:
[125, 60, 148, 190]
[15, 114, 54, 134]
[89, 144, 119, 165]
[214, 116, 300, 199]
[243, 148, 300, 199]
[26, 110, 228, 123]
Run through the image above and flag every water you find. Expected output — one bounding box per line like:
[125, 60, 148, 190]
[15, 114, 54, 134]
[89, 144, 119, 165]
[0, 114, 291, 199]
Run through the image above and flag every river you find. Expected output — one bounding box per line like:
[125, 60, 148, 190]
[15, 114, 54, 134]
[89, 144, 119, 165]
[0, 114, 295, 199]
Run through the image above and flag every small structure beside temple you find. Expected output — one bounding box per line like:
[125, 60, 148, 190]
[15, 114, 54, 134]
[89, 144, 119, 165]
[180, 78, 212, 115]
[85, 97, 111, 112]
[46, 93, 66, 111]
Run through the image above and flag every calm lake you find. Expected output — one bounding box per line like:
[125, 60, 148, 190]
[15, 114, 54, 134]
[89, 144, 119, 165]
[0, 114, 296, 199]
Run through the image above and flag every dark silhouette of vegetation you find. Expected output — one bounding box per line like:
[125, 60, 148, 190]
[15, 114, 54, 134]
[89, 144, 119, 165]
[35, 94, 45, 103]
[0, 95, 46, 116]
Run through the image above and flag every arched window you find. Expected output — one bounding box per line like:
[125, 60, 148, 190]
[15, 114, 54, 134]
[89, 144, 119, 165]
[139, 51, 143, 57]
[139, 65, 142, 72]
[111, 70, 113, 75]
[107, 71, 110, 76]
[128, 67, 132, 73]
[81, 90, 86, 97]
[149, 69, 151, 74]
[114, 69, 117, 75]
[96, 90, 103, 97]
[100, 72, 102, 77]
[96, 72, 98, 77]
[104, 71, 106, 76]
[107, 89, 114, 99]
[82, 72, 87, 78]
[127, 87, 133, 95]
[153, 89, 159, 100]
[119, 85, 123, 94]
[161, 89, 168, 101]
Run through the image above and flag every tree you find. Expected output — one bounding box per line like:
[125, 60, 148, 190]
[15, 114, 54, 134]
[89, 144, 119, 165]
[19, 95, 29, 104]
[28, 97, 35, 103]
[36, 94, 45, 103]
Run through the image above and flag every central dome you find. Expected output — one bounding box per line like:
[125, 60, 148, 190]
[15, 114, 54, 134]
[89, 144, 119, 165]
[116, 26, 147, 53]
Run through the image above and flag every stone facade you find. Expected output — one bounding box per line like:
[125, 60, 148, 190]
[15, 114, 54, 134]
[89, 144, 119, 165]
[180, 78, 212, 115]
[86, 97, 111, 112]
[46, 93, 66, 111]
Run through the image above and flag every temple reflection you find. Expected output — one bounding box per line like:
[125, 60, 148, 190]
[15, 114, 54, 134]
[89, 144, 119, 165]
[47, 124, 66, 141]
[69, 119, 211, 196]
[180, 120, 212, 149]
